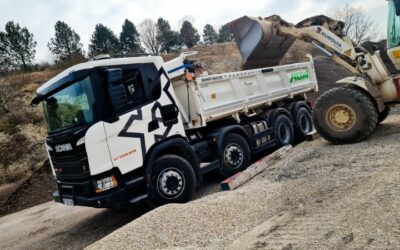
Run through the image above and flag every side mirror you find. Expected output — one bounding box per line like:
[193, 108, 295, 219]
[106, 68, 128, 116]
[160, 104, 179, 126]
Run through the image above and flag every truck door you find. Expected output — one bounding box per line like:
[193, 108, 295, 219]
[103, 64, 185, 175]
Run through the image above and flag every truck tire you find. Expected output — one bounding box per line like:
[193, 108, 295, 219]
[377, 106, 391, 125]
[273, 114, 295, 147]
[293, 106, 313, 141]
[313, 87, 378, 144]
[218, 133, 251, 178]
[150, 155, 196, 206]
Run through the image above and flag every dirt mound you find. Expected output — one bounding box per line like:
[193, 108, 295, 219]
[0, 161, 53, 216]
[162, 42, 242, 74]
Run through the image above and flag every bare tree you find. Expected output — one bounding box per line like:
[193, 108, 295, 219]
[139, 19, 160, 54]
[332, 4, 378, 44]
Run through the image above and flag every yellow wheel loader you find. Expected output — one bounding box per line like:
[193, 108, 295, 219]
[229, 0, 400, 144]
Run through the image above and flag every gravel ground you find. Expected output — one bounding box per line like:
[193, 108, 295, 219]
[89, 114, 400, 250]
[0, 172, 221, 250]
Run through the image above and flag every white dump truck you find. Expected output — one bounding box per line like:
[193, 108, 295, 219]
[31, 51, 317, 208]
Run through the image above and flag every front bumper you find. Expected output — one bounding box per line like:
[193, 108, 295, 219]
[53, 175, 148, 208]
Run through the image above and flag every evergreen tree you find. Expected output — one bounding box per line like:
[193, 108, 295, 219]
[88, 24, 120, 57]
[119, 19, 143, 55]
[48, 21, 84, 62]
[156, 18, 181, 52]
[0, 32, 10, 72]
[203, 24, 218, 44]
[179, 20, 200, 48]
[0, 21, 36, 71]
[218, 24, 234, 43]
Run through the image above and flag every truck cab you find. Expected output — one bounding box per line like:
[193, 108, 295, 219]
[33, 54, 197, 207]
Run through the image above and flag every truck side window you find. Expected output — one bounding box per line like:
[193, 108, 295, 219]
[99, 63, 163, 115]
[120, 64, 161, 112]
[122, 68, 146, 109]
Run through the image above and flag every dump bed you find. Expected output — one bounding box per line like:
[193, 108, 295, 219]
[190, 55, 317, 125]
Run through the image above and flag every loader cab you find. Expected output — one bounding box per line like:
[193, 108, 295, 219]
[387, 0, 400, 70]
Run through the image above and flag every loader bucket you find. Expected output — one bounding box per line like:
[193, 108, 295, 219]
[229, 16, 295, 69]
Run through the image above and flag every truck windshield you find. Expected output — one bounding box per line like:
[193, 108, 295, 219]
[388, 0, 400, 49]
[43, 76, 96, 133]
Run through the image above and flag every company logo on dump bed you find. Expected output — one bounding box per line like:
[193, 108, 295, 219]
[290, 70, 309, 83]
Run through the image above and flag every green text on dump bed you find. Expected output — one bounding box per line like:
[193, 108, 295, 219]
[290, 70, 309, 83]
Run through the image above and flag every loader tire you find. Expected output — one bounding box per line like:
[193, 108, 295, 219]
[313, 87, 378, 144]
[377, 106, 391, 125]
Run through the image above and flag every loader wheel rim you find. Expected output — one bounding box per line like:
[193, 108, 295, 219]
[326, 104, 357, 131]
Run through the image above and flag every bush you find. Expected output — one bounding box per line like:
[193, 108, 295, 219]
[0, 133, 28, 167]
[0, 77, 12, 113]
[0, 113, 26, 134]
[25, 111, 43, 124]
[52, 54, 86, 70]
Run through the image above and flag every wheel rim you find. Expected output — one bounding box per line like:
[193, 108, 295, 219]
[279, 123, 291, 144]
[300, 114, 311, 133]
[325, 104, 357, 131]
[157, 168, 185, 199]
[223, 143, 243, 169]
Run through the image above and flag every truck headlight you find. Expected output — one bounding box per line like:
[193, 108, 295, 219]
[94, 176, 118, 193]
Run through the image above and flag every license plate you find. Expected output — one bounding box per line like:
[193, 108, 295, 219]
[62, 198, 74, 206]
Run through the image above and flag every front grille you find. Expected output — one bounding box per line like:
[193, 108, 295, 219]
[50, 148, 90, 180]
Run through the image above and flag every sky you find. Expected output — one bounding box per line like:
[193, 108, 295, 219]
[0, 0, 388, 63]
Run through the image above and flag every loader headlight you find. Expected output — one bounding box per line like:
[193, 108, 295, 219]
[76, 137, 85, 146]
[94, 176, 118, 193]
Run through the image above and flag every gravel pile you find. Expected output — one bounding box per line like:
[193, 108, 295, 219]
[88, 114, 400, 250]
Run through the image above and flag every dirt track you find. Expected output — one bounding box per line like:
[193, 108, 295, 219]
[89, 113, 400, 249]
[0, 202, 147, 250]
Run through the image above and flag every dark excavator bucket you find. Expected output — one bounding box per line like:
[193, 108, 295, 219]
[229, 15, 296, 69]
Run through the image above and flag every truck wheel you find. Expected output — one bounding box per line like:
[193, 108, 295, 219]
[218, 133, 251, 178]
[273, 114, 295, 147]
[377, 106, 391, 125]
[150, 155, 196, 206]
[293, 107, 313, 140]
[313, 87, 378, 144]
